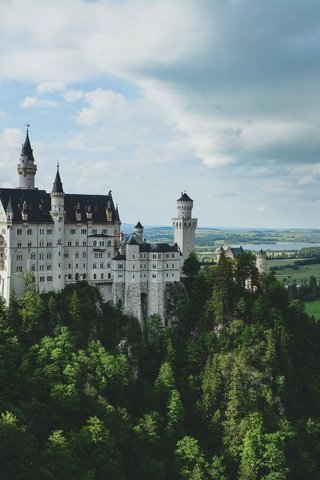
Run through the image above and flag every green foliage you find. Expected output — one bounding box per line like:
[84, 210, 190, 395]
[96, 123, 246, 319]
[182, 251, 201, 277]
[1, 274, 320, 478]
[175, 435, 208, 479]
[155, 360, 175, 393]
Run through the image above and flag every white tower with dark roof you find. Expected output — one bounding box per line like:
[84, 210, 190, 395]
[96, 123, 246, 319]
[172, 192, 197, 264]
[50, 165, 65, 292]
[17, 129, 37, 190]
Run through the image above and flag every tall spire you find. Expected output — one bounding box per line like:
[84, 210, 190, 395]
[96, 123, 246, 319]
[52, 163, 64, 194]
[20, 127, 35, 162]
[17, 126, 37, 189]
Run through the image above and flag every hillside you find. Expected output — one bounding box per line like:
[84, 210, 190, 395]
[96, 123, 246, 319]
[124, 225, 320, 248]
[1, 255, 320, 479]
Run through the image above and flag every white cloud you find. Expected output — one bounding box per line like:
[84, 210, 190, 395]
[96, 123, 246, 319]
[20, 96, 58, 109]
[36, 81, 66, 94]
[63, 89, 83, 102]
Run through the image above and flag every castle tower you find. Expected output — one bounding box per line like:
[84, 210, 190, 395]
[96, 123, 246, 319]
[17, 128, 37, 189]
[50, 164, 65, 292]
[134, 221, 144, 240]
[256, 249, 267, 274]
[172, 192, 197, 263]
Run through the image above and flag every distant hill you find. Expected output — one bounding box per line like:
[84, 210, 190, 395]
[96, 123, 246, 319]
[121, 224, 320, 247]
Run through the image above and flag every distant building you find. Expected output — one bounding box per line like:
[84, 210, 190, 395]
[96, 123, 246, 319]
[0, 130, 197, 326]
[218, 245, 267, 274]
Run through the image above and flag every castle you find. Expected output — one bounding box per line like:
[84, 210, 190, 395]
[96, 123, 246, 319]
[0, 130, 197, 326]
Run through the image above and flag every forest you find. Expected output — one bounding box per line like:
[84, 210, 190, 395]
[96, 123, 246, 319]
[1, 251, 320, 479]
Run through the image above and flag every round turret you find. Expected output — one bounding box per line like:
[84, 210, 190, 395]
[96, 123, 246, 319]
[177, 192, 193, 219]
[256, 249, 267, 274]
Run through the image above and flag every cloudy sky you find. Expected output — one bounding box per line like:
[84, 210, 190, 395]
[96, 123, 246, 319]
[0, 0, 320, 228]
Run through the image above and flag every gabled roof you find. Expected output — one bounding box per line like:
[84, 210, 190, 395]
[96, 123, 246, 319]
[139, 242, 179, 253]
[226, 246, 244, 257]
[0, 189, 53, 223]
[121, 233, 179, 254]
[0, 188, 121, 225]
[64, 193, 119, 223]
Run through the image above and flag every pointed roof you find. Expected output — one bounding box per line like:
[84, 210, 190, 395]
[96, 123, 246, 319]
[177, 192, 192, 202]
[51, 164, 64, 194]
[135, 221, 143, 229]
[114, 204, 121, 223]
[20, 129, 35, 162]
[6, 196, 13, 213]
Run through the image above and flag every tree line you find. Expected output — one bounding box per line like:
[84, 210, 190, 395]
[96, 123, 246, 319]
[1, 252, 320, 479]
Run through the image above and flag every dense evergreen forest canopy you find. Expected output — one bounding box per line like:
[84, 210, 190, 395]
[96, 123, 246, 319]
[1, 252, 320, 479]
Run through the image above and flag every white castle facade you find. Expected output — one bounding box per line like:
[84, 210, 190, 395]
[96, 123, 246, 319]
[0, 131, 197, 326]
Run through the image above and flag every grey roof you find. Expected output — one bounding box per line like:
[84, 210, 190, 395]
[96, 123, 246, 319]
[0, 188, 120, 225]
[121, 233, 179, 254]
[64, 193, 119, 223]
[112, 252, 126, 261]
[139, 242, 179, 253]
[177, 192, 193, 202]
[52, 167, 64, 194]
[135, 221, 143, 229]
[20, 130, 35, 162]
[230, 246, 244, 257]
[0, 189, 53, 223]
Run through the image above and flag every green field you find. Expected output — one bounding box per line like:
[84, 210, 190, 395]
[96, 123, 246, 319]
[305, 299, 320, 321]
[267, 260, 320, 285]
